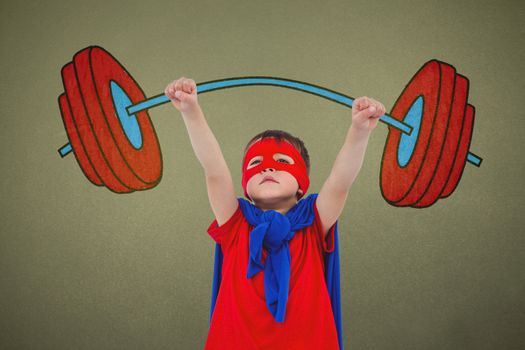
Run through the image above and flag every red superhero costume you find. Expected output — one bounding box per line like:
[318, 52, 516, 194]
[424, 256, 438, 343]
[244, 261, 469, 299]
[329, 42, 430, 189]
[205, 138, 343, 349]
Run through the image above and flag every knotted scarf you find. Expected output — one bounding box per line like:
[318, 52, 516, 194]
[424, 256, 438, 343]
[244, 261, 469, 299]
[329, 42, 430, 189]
[241, 192, 316, 322]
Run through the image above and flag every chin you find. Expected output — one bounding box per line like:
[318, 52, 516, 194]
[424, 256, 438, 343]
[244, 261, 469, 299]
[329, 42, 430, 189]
[249, 191, 296, 203]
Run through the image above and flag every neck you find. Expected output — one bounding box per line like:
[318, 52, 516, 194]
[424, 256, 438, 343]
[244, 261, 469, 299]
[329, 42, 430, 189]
[252, 196, 299, 215]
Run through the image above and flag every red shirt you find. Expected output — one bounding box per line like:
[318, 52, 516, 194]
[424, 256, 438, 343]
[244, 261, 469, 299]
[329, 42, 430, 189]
[205, 196, 339, 350]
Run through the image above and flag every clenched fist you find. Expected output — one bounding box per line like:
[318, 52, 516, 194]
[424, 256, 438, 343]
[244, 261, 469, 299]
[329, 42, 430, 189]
[351, 96, 386, 132]
[165, 77, 199, 113]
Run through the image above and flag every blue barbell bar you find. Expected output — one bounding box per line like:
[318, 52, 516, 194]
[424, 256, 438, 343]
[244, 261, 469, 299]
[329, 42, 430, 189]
[58, 77, 482, 167]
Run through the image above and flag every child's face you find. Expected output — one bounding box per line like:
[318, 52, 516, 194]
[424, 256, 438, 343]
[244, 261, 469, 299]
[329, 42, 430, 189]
[244, 138, 304, 206]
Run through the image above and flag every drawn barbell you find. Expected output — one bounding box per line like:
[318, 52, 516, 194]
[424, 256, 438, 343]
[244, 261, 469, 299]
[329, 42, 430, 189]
[57, 46, 482, 208]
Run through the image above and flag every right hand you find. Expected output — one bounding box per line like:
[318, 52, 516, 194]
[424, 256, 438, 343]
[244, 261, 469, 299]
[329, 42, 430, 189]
[164, 77, 199, 113]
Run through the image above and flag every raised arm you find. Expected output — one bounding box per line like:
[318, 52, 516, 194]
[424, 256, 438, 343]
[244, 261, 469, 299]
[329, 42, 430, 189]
[316, 97, 386, 237]
[165, 78, 238, 226]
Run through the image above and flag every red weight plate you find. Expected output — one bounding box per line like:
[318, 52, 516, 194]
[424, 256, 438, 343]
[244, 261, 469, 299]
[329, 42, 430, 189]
[58, 93, 103, 186]
[413, 73, 469, 208]
[73, 46, 162, 191]
[380, 61, 455, 206]
[62, 61, 132, 193]
[441, 104, 475, 198]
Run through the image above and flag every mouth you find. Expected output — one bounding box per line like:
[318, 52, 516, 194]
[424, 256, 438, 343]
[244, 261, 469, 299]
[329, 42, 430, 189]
[260, 177, 279, 184]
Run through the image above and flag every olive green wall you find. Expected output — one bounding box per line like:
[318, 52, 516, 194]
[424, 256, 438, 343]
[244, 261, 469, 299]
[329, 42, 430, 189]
[1, 0, 523, 349]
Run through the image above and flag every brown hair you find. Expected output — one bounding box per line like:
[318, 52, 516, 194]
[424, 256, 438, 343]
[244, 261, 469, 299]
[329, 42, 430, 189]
[243, 129, 310, 175]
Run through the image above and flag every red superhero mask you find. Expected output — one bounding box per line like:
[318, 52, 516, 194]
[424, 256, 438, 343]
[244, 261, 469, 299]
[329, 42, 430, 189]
[242, 137, 310, 201]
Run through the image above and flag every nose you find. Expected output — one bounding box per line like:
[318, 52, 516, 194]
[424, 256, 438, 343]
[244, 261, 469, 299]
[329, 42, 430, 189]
[261, 167, 275, 173]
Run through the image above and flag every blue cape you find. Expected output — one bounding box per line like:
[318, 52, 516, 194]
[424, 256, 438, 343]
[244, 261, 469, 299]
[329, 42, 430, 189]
[209, 193, 343, 349]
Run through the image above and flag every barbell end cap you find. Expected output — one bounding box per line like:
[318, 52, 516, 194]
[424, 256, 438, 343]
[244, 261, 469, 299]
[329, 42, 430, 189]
[466, 152, 482, 167]
[58, 143, 72, 158]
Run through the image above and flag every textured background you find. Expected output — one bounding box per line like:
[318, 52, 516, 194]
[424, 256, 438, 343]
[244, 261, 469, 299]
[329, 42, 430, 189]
[1, 0, 524, 349]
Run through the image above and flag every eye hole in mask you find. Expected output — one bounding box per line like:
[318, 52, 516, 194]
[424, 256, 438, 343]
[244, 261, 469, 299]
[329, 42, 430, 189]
[247, 153, 294, 169]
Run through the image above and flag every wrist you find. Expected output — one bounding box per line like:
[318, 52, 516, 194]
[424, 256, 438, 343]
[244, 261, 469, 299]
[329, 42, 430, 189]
[180, 103, 202, 118]
[349, 124, 372, 138]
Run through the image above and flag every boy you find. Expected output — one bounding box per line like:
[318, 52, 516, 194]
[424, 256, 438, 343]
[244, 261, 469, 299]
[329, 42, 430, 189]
[165, 77, 385, 350]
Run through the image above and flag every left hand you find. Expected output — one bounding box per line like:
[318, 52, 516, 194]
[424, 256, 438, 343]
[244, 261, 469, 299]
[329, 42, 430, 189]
[351, 96, 386, 132]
